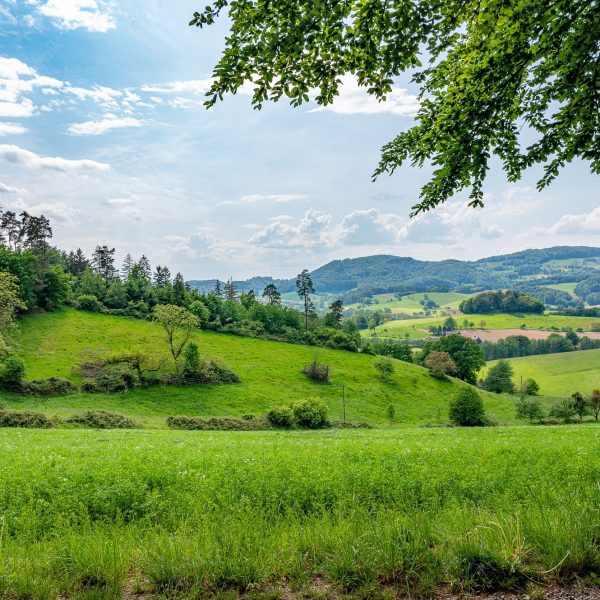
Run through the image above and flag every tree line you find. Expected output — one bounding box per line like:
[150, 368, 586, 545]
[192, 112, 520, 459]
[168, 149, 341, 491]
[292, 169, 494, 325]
[459, 291, 545, 314]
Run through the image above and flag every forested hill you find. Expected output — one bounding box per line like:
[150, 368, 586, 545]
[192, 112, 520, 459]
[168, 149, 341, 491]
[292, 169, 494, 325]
[188, 246, 600, 298]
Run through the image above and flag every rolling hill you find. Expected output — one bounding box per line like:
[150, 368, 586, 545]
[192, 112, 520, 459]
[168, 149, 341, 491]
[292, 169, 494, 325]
[3, 308, 523, 427]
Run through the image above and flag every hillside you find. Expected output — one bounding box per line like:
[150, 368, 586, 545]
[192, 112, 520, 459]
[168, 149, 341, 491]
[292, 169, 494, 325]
[188, 246, 600, 298]
[485, 349, 600, 397]
[3, 309, 521, 427]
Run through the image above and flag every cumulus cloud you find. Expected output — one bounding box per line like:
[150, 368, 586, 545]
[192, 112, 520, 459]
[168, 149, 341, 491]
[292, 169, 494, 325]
[68, 115, 144, 135]
[544, 206, 600, 235]
[249, 208, 333, 249]
[481, 224, 504, 239]
[140, 80, 213, 95]
[339, 208, 401, 245]
[0, 144, 110, 172]
[0, 122, 28, 135]
[308, 75, 419, 117]
[0, 182, 25, 194]
[36, 0, 116, 32]
[218, 193, 309, 207]
[4, 197, 79, 225]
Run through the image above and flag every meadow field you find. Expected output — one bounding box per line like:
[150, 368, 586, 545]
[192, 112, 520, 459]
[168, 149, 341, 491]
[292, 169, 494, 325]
[484, 348, 600, 397]
[368, 312, 600, 340]
[348, 292, 470, 315]
[4, 309, 520, 426]
[1, 426, 600, 599]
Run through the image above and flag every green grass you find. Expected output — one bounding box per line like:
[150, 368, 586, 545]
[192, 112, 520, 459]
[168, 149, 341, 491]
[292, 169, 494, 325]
[368, 312, 600, 340]
[349, 292, 471, 315]
[484, 349, 600, 397]
[4, 308, 517, 427]
[542, 282, 578, 296]
[1, 426, 599, 598]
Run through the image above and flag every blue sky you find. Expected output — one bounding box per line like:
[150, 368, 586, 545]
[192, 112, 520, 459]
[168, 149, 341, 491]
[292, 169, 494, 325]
[0, 0, 598, 280]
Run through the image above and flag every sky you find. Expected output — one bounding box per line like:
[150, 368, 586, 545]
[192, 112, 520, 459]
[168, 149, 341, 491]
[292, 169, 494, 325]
[0, 0, 598, 280]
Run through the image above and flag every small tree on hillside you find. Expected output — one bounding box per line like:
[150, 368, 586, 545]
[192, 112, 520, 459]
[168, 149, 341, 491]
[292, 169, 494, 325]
[325, 299, 344, 329]
[374, 356, 395, 381]
[152, 304, 200, 371]
[572, 392, 587, 421]
[515, 396, 545, 423]
[425, 351, 456, 380]
[449, 387, 486, 427]
[589, 389, 600, 421]
[482, 360, 514, 394]
[224, 277, 238, 301]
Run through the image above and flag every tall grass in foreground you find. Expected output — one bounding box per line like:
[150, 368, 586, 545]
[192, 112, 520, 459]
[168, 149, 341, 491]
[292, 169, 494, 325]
[0, 426, 599, 598]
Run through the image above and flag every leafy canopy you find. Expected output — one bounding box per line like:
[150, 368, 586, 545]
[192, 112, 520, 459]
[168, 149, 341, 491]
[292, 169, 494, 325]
[191, 0, 599, 213]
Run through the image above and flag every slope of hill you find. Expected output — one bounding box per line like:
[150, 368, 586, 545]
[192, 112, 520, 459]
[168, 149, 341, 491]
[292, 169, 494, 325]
[484, 349, 600, 397]
[188, 246, 600, 298]
[4, 309, 521, 427]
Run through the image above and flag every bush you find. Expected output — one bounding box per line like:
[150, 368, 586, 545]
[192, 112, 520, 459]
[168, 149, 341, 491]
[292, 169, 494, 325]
[515, 396, 545, 423]
[76, 294, 101, 312]
[191, 358, 240, 384]
[0, 409, 54, 428]
[522, 378, 540, 396]
[266, 405, 295, 428]
[425, 351, 456, 380]
[301, 357, 330, 382]
[0, 354, 25, 386]
[24, 377, 75, 397]
[292, 398, 329, 429]
[65, 410, 138, 429]
[330, 421, 373, 429]
[449, 387, 487, 427]
[482, 360, 514, 394]
[183, 342, 200, 379]
[374, 356, 395, 381]
[549, 398, 577, 423]
[167, 415, 269, 431]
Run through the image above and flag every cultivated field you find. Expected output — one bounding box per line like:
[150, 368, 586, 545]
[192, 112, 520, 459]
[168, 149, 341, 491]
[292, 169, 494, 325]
[459, 328, 600, 342]
[6, 309, 516, 426]
[348, 292, 471, 315]
[1, 426, 599, 599]
[484, 349, 600, 397]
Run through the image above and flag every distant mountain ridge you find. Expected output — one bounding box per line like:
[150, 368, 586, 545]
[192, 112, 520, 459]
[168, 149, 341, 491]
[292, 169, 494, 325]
[188, 246, 600, 300]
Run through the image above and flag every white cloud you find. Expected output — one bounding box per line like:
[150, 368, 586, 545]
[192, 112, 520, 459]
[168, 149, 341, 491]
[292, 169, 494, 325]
[219, 193, 309, 207]
[545, 206, 600, 235]
[140, 80, 213, 95]
[308, 75, 419, 117]
[68, 115, 144, 135]
[4, 197, 79, 225]
[0, 144, 110, 172]
[37, 0, 116, 32]
[0, 182, 24, 194]
[481, 224, 503, 239]
[0, 122, 28, 135]
[249, 207, 333, 249]
[339, 208, 401, 245]
[64, 85, 122, 107]
[105, 197, 134, 206]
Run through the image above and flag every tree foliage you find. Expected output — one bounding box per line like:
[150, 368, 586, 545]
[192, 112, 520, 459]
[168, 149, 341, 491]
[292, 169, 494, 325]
[421, 334, 485, 384]
[482, 360, 514, 394]
[152, 304, 200, 369]
[449, 387, 487, 426]
[190, 0, 599, 212]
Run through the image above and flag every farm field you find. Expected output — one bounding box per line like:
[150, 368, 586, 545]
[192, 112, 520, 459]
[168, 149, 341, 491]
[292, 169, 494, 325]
[1, 426, 600, 599]
[368, 312, 600, 340]
[459, 328, 600, 342]
[543, 282, 578, 296]
[5, 309, 517, 426]
[348, 291, 471, 315]
[484, 349, 600, 397]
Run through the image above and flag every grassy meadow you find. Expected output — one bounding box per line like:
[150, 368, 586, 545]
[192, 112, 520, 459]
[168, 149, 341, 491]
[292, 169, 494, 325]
[368, 312, 600, 340]
[3, 308, 519, 427]
[348, 291, 470, 315]
[1, 426, 600, 599]
[484, 348, 600, 397]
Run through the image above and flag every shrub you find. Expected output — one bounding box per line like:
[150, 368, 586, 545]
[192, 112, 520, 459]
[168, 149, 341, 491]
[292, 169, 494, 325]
[0, 354, 25, 386]
[572, 392, 588, 421]
[76, 294, 101, 312]
[0, 409, 53, 428]
[425, 351, 456, 380]
[374, 356, 395, 381]
[330, 421, 373, 429]
[386, 404, 395, 420]
[515, 396, 545, 423]
[549, 398, 577, 423]
[449, 387, 487, 427]
[66, 410, 138, 429]
[301, 357, 330, 382]
[522, 378, 539, 396]
[266, 405, 295, 428]
[25, 377, 75, 397]
[183, 342, 200, 379]
[167, 415, 269, 431]
[192, 358, 240, 384]
[482, 360, 514, 394]
[292, 398, 329, 429]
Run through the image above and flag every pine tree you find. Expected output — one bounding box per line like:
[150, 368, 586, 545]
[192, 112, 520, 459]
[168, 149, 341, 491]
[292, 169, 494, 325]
[328, 299, 344, 328]
[172, 273, 186, 306]
[92, 245, 117, 281]
[224, 277, 238, 302]
[212, 279, 223, 297]
[296, 269, 315, 331]
[262, 283, 281, 305]
[121, 253, 134, 280]
[137, 255, 151, 281]
[153, 266, 171, 287]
